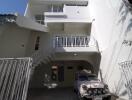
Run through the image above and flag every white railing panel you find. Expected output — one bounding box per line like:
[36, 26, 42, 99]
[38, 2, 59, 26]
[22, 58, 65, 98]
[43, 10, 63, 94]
[53, 36, 97, 48]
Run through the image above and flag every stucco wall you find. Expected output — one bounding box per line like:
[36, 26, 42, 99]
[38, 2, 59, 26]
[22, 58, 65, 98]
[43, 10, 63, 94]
[89, 0, 132, 99]
[0, 24, 31, 58]
[31, 31, 100, 88]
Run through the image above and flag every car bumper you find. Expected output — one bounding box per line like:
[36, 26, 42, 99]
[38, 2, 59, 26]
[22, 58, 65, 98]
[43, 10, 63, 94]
[83, 94, 111, 100]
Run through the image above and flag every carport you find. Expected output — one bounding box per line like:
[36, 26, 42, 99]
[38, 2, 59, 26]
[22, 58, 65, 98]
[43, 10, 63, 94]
[27, 52, 101, 100]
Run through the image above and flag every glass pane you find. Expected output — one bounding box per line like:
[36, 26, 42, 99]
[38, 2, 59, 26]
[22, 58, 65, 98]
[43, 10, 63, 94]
[35, 15, 41, 20]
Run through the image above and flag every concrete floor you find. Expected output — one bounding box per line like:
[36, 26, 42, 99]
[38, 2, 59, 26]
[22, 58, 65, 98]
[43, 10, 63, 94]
[27, 88, 78, 100]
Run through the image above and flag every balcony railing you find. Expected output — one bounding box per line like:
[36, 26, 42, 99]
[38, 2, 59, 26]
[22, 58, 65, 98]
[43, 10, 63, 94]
[53, 36, 96, 48]
[44, 5, 67, 18]
[48, 5, 64, 13]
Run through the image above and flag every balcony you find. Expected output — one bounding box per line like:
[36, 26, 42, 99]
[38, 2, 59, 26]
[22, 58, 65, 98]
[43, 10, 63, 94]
[44, 4, 91, 23]
[53, 36, 99, 52]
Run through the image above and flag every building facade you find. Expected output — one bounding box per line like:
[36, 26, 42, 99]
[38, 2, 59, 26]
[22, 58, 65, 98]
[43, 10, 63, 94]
[0, 0, 132, 100]
[24, 0, 101, 88]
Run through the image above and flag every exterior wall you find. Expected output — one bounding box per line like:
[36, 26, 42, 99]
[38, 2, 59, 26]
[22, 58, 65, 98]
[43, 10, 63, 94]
[89, 0, 132, 99]
[0, 24, 31, 58]
[23, 0, 101, 90]
[45, 5, 91, 23]
[16, 15, 48, 32]
[26, 31, 42, 56]
[0, 23, 44, 59]
[64, 5, 89, 19]
[48, 23, 91, 34]
[24, 1, 91, 23]
[30, 31, 100, 88]
[0, 24, 9, 36]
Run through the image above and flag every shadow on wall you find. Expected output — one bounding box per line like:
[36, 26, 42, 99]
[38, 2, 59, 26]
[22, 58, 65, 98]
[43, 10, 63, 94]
[102, 2, 132, 98]
[113, 77, 126, 96]
[118, 1, 132, 34]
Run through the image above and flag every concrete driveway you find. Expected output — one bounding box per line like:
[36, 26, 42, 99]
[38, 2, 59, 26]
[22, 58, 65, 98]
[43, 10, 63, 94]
[27, 88, 78, 100]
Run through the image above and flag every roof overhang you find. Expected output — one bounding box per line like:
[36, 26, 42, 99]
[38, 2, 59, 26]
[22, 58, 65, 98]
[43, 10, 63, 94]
[0, 14, 49, 32]
[16, 15, 49, 32]
[30, 0, 88, 6]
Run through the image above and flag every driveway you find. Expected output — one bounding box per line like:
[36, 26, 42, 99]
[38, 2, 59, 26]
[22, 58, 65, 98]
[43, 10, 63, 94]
[27, 88, 78, 100]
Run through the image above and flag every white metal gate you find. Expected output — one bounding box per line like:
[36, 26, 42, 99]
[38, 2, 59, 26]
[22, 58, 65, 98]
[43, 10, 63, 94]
[0, 58, 32, 100]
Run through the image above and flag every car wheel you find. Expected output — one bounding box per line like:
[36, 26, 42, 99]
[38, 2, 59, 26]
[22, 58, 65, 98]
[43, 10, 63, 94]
[103, 96, 111, 100]
[77, 92, 83, 100]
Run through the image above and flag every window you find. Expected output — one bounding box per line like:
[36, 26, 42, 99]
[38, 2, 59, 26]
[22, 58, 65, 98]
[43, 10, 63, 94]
[48, 5, 63, 12]
[35, 36, 40, 51]
[35, 15, 44, 25]
[78, 75, 88, 81]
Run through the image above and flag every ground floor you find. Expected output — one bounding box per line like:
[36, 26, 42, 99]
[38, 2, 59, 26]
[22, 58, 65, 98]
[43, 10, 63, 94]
[27, 87, 117, 100]
[29, 60, 99, 88]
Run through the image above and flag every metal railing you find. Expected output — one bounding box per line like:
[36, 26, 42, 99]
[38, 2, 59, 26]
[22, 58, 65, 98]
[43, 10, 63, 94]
[0, 58, 32, 100]
[48, 5, 63, 12]
[53, 36, 97, 48]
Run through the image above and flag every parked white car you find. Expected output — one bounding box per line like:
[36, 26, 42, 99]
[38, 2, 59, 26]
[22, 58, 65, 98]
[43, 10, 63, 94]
[74, 70, 111, 100]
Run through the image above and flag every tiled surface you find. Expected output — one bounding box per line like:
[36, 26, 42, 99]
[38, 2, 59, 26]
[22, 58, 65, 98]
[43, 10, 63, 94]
[27, 88, 79, 100]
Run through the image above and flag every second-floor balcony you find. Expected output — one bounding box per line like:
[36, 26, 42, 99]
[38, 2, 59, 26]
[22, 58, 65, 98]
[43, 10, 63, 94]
[53, 36, 99, 52]
[44, 4, 91, 23]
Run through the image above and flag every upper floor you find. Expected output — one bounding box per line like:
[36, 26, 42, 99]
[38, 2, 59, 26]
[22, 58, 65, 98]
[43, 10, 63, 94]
[0, 0, 99, 58]
[24, 0, 91, 25]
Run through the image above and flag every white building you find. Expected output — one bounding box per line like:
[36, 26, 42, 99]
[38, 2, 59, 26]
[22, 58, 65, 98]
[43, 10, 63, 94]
[24, 0, 101, 88]
[0, 0, 132, 100]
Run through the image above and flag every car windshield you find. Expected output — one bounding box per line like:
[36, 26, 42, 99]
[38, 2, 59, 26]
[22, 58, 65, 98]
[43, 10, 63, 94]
[88, 76, 98, 81]
[79, 75, 88, 81]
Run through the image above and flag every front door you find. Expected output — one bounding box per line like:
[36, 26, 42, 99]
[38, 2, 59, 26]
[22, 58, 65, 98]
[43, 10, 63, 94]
[64, 66, 75, 87]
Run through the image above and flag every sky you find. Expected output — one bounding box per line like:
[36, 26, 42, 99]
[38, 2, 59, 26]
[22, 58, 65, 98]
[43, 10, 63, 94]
[0, 0, 28, 15]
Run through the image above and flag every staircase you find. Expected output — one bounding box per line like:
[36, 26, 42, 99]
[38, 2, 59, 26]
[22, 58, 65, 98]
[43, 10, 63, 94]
[31, 49, 55, 73]
[31, 48, 54, 66]
[0, 58, 32, 100]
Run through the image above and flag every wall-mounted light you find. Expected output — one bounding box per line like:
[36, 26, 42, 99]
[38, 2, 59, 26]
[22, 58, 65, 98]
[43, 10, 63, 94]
[74, 53, 77, 56]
